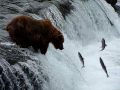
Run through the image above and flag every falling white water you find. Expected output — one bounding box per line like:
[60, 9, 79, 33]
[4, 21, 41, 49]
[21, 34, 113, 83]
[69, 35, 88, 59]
[36, 0, 120, 90]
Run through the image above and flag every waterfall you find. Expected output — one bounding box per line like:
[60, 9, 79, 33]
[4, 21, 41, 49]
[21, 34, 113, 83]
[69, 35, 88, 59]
[0, 0, 120, 90]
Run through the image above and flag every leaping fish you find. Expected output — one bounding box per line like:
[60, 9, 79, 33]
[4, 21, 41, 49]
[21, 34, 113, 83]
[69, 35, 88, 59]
[78, 52, 85, 68]
[99, 57, 109, 78]
[100, 38, 107, 51]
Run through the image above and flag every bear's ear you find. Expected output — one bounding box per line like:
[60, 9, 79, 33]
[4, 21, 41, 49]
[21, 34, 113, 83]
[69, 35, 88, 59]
[17, 22, 24, 29]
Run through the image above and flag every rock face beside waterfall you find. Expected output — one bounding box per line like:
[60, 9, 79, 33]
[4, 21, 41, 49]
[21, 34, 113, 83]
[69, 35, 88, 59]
[0, 30, 48, 90]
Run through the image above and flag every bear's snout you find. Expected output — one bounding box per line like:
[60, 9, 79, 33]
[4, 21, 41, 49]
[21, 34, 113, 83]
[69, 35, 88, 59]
[59, 44, 64, 50]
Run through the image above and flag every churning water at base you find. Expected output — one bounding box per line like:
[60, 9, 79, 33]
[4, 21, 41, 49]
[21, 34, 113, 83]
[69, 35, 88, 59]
[0, 0, 120, 90]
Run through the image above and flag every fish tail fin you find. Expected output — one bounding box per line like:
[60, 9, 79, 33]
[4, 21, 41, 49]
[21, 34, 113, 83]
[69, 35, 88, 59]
[100, 48, 104, 51]
[81, 66, 85, 68]
[107, 74, 109, 78]
[82, 65, 85, 68]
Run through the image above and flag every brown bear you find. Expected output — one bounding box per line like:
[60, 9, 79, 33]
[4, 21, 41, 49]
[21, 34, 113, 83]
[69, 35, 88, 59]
[105, 0, 117, 6]
[6, 15, 64, 54]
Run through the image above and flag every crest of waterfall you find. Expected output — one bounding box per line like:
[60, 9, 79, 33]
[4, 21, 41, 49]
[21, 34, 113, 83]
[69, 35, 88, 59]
[44, 0, 120, 45]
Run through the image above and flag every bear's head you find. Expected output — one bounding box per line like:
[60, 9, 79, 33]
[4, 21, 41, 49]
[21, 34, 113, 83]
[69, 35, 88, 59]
[52, 34, 64, 50]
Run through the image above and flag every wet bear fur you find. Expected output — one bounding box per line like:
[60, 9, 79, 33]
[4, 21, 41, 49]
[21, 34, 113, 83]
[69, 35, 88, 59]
[6, 15, 64, 54]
